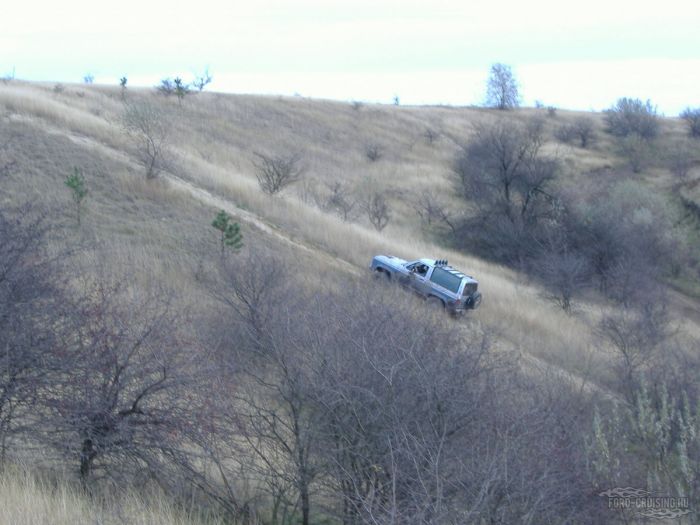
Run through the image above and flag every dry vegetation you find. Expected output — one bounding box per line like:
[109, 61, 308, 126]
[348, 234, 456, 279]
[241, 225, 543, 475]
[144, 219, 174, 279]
[1, 79, 700, 523]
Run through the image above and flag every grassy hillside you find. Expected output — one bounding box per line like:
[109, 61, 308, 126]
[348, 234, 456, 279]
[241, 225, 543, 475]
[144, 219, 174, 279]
[2, 81, 697, 372]
[1, 80, 699, 522]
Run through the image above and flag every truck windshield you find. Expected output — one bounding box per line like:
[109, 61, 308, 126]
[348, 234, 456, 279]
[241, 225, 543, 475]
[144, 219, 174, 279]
[429, 267, 462, 294]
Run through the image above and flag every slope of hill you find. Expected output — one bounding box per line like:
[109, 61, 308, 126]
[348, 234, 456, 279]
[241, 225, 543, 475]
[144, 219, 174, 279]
[1, 80, 699, 522]
[2, 81, 697, 377]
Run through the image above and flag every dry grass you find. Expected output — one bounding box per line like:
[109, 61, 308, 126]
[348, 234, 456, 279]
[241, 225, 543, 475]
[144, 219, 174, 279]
[0, 466, 223, 525]
[2, 79, 699, 522]
[1, 80, 697, 387]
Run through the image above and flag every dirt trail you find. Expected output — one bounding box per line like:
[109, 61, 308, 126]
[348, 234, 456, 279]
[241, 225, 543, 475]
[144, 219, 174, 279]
[166, 174, 363, 278]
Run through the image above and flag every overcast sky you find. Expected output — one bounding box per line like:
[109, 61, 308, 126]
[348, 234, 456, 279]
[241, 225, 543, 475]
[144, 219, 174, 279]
[3, 0, 700, 114]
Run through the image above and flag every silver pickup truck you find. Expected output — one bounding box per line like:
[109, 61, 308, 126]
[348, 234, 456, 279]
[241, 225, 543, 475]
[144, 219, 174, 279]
[370, 255, 482, 315]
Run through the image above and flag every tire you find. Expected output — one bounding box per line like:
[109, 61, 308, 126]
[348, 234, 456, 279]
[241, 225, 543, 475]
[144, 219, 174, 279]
[466, 292, 482, 310]
[373, 269, 391, 282]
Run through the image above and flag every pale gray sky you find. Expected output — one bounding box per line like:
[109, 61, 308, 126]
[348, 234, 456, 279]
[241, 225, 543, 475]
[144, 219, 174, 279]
[3, 0, 700, 113]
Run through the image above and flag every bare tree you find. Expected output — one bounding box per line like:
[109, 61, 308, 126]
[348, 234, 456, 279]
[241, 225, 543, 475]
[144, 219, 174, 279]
[207, 255, 322, 525]
[555, 116, 596, 148]
[0, 206, 62, 465]
[485, 63, 519, 110]
[157, 78, 176, 96]
[123, 102, 170, 179]
[360, 189, 390, 231]
[533, 245, 590, 314]
[412, 190, 457, 233]
[323, 181, 357, 221]
[668, 140, 695, 180]
[598, 298, 672, 401]
[44, 279, 205, 492]
[253, 152, 304, 195]
[193, 68, 213, 92]
[454, 118, 559, 261]
[680, 107, 700, 137]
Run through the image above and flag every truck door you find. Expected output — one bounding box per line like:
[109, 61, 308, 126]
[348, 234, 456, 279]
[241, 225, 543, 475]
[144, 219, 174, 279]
[411, 264, 433, 297]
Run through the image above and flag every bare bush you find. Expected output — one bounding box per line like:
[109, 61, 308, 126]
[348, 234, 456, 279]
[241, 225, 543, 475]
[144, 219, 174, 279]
[365, 143, 383, 162]
[123, 102, 170, 179]
[555, 116, 596, 148]
[534, 246, 590, 314]
[0, 207, 60, 464]
[668, 140, 695, 180]
[192, 68, 213, 92]
[680, 107, 700, 137]
[412, 190, 456, 233]
[598, 299, 672, 400]
[360, 189, 390, 231]
[44, 280, 205, 492]
[323, 181, 357, 221]
[617, 134, 654, 173]
[157, 78, 175, 96]
[253, 152, 304, 195]
[604, 97, 660, 140]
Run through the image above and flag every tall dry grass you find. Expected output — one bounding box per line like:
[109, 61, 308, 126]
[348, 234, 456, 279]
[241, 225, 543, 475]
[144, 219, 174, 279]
[1, 80, 695, 389]
[0, 465, 223, 525]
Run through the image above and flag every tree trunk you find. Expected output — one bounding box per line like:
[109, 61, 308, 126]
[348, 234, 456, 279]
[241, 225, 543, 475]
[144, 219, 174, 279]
[79, 438, 95, 491]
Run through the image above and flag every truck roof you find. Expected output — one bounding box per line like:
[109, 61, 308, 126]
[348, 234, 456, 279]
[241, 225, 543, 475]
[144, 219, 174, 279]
[417, 259, 478, 284]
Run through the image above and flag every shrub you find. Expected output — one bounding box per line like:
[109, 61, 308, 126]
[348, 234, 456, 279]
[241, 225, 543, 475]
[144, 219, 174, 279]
[680, 107, 700, 138]
[64, 167, 88, 226]
[604, 97, 660, 139]
[253, 152, 304, 195]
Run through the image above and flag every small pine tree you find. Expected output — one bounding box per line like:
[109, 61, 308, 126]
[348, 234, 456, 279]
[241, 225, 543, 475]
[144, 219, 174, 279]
[174, 77, 190, 106]
[212, 210, 243, 256]
[65, 168, 88, 226]
[119, 77, 127, 100]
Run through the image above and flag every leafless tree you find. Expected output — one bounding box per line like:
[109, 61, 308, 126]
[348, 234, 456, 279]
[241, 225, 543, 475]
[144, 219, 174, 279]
[454, 118, 559, 261]
[412, 190, 457, 233]
[485, 63, 519, 110]
[207, 254, 323, 525]
[43, 280, 206, 492]
[668, 140, 694, 180]
[123, 102, 170, 179]
[360, 190, 390, 231]
[680, 107, 700, 137]
[0, 206, 62, 465]
[533, 244, 590, 314]
[253, 152, 304, 195]
[555, 116, 596, 148]
[193, 68, 213, 92]
[157, 78, 176, 96]
[323, 181, 358, 221]
[598, 297, 673, 401]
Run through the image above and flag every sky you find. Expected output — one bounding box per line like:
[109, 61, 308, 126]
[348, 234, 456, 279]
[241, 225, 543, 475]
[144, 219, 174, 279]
[2, 0, 700, 114]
